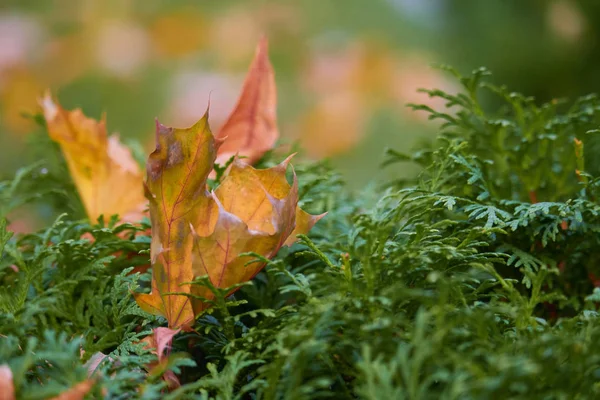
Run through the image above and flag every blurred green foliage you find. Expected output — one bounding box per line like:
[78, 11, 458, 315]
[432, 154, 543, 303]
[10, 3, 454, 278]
[2, 0, 600, 193]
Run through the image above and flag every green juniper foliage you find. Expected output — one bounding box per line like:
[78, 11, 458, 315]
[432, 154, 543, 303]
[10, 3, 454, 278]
[3, 67, 600, 398]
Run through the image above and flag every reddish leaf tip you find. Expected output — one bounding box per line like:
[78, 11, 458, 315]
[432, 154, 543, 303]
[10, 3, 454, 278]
[214, 135, 227, 149]
[205, 92, 212, 117]
[280, 153, 296, 168]
[153, 327, 181, 358]
[314, 211, 328, 222]
[257, 35, 269, 52]
[155, 119, 171, 137]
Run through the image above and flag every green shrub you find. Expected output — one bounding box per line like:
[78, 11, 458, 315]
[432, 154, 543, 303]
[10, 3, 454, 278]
[2, 67, 600, 399]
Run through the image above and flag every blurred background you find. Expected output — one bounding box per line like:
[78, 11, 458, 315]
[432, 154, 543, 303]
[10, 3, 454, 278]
[0, 0, 598, 192]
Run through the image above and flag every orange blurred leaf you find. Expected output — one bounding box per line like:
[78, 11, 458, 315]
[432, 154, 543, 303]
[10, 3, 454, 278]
[40, 93, 147, 222]
[136, 112, 322, 328]
[2, 68, 44, 134]
[0, 365, 14, 400]
[297, 93, 366, 158]
[48, 380, 95, 400]
[0, 365, 94, 400]
[215, 37, 278, 165]
[151, 11, 207, 57]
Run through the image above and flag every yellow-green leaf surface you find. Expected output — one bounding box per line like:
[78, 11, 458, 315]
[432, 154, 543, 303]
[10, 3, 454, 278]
[135, 114, 220, 328]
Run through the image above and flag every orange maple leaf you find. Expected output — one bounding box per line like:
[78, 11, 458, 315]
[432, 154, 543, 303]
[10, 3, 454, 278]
[190, 156, 324, 313]
[215, 37, 278, 165]
[134, 115, 219, 328]
[0, 364, 94, 400]
[40, 93, 147, 223]
[135, 113, 323, 329]
[40, 38, 277, 225]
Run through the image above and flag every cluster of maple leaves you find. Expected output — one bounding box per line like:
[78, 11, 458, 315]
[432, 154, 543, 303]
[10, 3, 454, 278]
[0, 39, 323, 398]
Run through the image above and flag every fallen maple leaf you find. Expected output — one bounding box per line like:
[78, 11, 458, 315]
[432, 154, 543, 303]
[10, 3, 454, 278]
[135, 112, 323, 328]
[191, 156, 324, 313]
[214, 36, 278, 166]
[134, 115, 220, 328]
[40, 38, 277, 225]
[40, 93, 147, 223]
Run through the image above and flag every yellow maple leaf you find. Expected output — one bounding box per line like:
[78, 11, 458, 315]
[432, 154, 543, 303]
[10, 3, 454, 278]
[40, 93, 147, 222]
[40, 38, 278, 224]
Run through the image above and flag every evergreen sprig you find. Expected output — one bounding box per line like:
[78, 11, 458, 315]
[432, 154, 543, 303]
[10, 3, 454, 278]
[3, 67, 600, 398]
